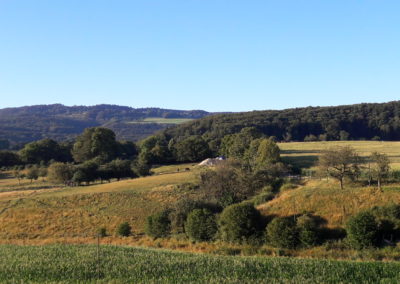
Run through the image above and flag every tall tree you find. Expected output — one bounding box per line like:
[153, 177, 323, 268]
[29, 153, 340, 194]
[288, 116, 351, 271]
[19, 139, 62, 164]
[72, 127, 118, 163]
[370, 152, 390, 190]
[318, 146, 361, 189]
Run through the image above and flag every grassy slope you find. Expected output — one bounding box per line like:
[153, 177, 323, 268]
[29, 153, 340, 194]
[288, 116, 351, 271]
[0, 164, 198, 240]
[1, 245, 400, 283]
[258, 179, 400, 227]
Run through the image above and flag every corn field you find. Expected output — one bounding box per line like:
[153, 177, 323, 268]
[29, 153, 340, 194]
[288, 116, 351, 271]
[0, 244, 399, 283]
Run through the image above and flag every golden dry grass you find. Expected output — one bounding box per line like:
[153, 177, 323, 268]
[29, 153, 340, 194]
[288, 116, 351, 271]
[278, 141, 400, 169]
[258, 179, 400, 227]
[0, 164, 200, 240]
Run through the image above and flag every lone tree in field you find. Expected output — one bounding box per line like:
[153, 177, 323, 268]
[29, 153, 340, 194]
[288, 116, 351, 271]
[370, 152, 390, 190]
[318, 146, 360, 189]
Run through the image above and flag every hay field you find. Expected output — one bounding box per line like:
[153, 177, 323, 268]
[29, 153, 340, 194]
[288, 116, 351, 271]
[278, 141, 400, 169]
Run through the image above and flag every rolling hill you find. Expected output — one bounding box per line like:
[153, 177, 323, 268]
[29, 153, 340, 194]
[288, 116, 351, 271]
[0, 104, 211, 146]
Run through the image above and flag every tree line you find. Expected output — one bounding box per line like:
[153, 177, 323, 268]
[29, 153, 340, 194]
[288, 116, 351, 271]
[162, 101, 400, 150]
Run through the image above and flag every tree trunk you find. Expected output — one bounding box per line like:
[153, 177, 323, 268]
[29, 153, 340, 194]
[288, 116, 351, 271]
[340, 178, 344, 190]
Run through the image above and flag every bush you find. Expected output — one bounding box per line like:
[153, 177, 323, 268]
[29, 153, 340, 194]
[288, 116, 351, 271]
[251, 192, 275, 206]
[185, 209, 217, 241]
[98, 227, 107, 238]
[218, 203, 263, 244]
[145, 210, 171, 238]
[266, 217, 299, 249]
[346, 211, 379, 249]
[296, 215, 319, 247]
[169, 199, 221, 233]
[116, 222, 131, 237]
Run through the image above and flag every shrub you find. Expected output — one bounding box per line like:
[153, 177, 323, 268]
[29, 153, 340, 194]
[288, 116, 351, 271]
[218, 203, 263, 244]
[185, 209, 217, 241]
[116, 222, 131, 237]
[251, 192, 275, 206]
[169, 199, 221, 233]
[296, 215, 319, 247]
[145, 210, 171, 238]
[346, 211, 379, 250]
[98, 227, 107, 238]
[266, 217, 299, 249]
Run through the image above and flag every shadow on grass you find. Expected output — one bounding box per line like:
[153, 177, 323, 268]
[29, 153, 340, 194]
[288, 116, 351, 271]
[282, 156, 319, 169]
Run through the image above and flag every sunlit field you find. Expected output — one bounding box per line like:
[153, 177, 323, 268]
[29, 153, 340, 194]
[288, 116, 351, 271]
[1, 245, 400, 283]
[279, 141, 400, 169]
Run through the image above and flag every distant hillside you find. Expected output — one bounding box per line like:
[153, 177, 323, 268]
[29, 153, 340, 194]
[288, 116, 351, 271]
[0, 104, 210, 146]
[163, 101, 400, 144]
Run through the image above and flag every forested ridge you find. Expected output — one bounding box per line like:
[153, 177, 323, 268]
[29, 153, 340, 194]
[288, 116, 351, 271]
[0, 104, 210, 146]
[163, 101, 400, 143]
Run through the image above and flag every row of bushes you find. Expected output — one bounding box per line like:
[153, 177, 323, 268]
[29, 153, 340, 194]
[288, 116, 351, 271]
[143, 201, 400, 250]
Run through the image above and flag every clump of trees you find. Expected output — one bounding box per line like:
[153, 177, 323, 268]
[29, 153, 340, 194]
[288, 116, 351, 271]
[318, 146, 391, 190]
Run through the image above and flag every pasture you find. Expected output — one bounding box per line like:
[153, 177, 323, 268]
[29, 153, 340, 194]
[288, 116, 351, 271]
[128, 117, 194, 124]
[279, 141, 400, 169]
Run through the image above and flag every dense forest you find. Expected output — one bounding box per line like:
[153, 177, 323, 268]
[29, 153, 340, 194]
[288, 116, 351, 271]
[0, 104, 210, 147]
[163, 101, 400, 145]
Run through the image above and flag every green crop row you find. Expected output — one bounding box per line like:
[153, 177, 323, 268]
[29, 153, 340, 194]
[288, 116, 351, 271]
[0, 245, 400, 283]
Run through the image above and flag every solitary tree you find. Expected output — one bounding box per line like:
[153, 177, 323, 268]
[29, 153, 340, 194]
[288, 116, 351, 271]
[370, 152, 390, 190]
[26, 166, 39, 183]
[318, 146, 360, 189]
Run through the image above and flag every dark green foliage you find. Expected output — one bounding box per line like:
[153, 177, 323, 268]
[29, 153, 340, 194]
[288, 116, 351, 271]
[369, 204, 400, 241]
[145, 210, 171, 238]
[251, 192, 275, 206]
[169, 199, 221, 233]
[139, 135, 172, 164]
[218, 203, 263, 244]
[116, 222, 131, 237]
[131, 157, 151, 177]
[174, 135, 210, 162]
[164, 101, 400, 144]
[104, 159, 136, 181]
[346, 211, 379, 249]
[72, 127, 118, 163]
[72, 161, 99, 185]
[296, 215, 320, 247]
[185, 209, 218, 241]
[19, 139, 67, 164]
[98, 227, 107, 237]
[266, 217, 299, 249]
[0, 151, 20, 167]
[220, 127, 263, 159]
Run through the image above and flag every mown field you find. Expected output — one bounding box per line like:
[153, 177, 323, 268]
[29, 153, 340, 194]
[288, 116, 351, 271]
[1, 244, 400, 283]
[279, 141, 400, 169]
[128, 117, 194, 125]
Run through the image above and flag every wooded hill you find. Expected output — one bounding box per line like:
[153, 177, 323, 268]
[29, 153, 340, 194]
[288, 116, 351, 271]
[0, 104, 210, 146]
[163, 101, 400, 144]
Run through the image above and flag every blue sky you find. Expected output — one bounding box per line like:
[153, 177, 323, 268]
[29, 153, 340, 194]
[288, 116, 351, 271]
[0, 1, 399, 112]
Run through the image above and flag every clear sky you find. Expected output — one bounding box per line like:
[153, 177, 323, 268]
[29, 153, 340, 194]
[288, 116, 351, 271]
[0, 1, 399, 112]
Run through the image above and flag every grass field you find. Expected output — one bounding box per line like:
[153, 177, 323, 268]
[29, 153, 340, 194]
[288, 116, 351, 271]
[128, 117, 194, 124]
[0, 164, 199, 240]
[1, 244, 400, 283]
[278, 141, 400, 169]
